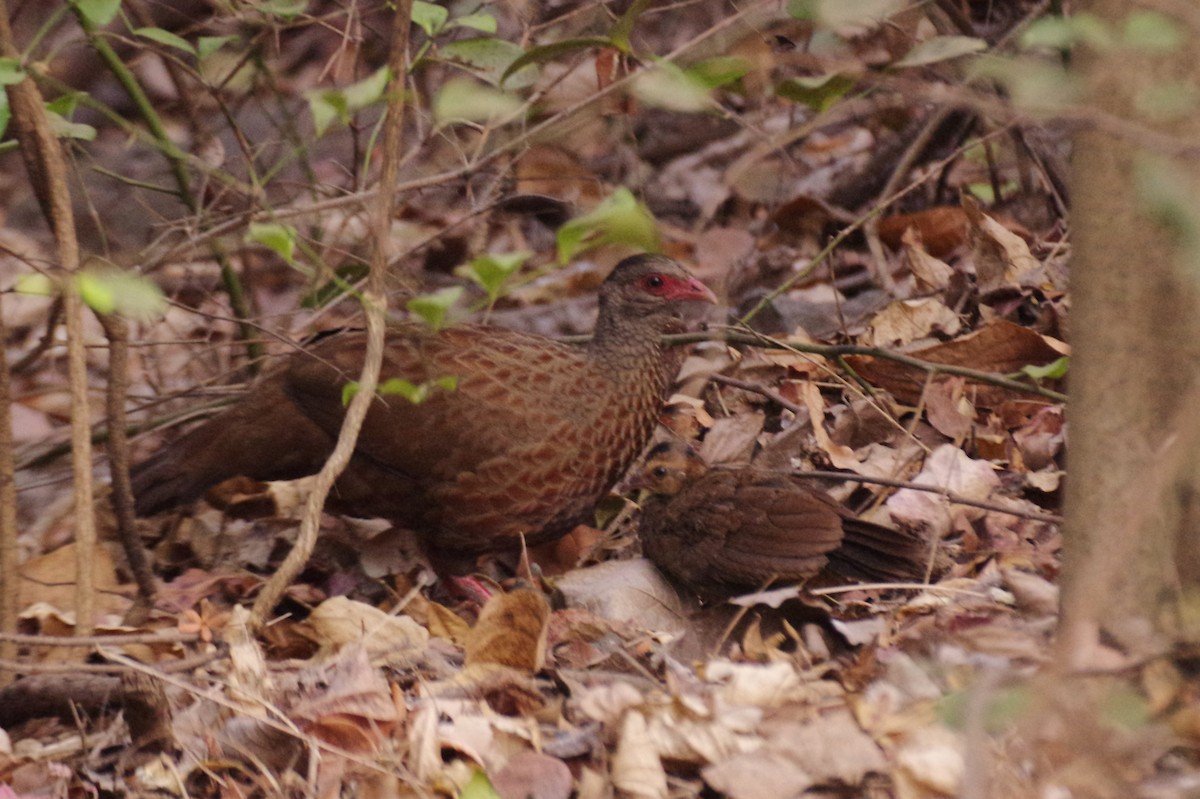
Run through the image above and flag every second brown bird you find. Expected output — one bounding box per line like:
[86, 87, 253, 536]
[636, 441, 928, 599]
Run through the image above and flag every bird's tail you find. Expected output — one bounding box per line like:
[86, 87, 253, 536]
[131, 377, 333, 515]
[826, 517, 930, 583]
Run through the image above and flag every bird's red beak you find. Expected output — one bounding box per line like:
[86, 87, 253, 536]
[668, 275, 719, 305]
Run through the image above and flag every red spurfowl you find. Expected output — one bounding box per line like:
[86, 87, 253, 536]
[635, 441, 928, 598]
[132, 254, 717, 554]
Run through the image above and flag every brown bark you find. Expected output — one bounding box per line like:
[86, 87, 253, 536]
[1059, 0, 1200, 663]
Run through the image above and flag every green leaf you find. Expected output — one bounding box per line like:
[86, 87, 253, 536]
[460, 769, 503, 799]
[407, 286, 464, 331]
[689, 56, 752, 89]
[556, 188, 659, 263]
[71, 0, 122, 27]
[197, 35, 237, 60]
[46, 111, 96, 141]
[306, 88, 347, 136]
[968, 56, 1078, 112]
[500, 37, 611, 86]
[256, 0, 307, 18]
[412, 1, 449, 37]
[631, 61, 712, 112]
[610, 0, 653, 52]
[0, 58, 25, 86]
[134, 27, 196, 55]
[347, 375, 459, 406]
[938, 686, 1032, 732]
[15, 273, 55, 296]
[245, 222, 297, 265]
[812, 0, 905, 34]
[1020, 356, 1069, 381]
[893, 36, 986, 68]
[1135, 80, 1200, 122]
[441, 37, 535, 88]
[456, 251, 531, 302]
[433, 77, 522, 127]
[448, 12, 497, 33]
[775, 73, 856, 111]
[1020, 14, 1112, 51]
[76, 269, 167, 321]
[1123, 11, 1183, 53]
[342, 66, 390, 111]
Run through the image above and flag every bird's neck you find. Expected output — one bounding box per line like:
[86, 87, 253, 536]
[587, 312, 681, 388]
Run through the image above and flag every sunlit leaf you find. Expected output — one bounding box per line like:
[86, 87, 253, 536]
[78, 270, 166, 321]
[342, 66, 390, 110]
[0, 58, 25, 85]
[134, 27, 196, 55]
[47, 111, 96, 141]
[407, 286, 464, 331]
[689, 56, 751, 88]
[441, 37, 534, 88]
[256, 0, 307, 18]
[809, 0, 905, 34]
[433, 77, 522, 126]
[776, 73, 856, 111]
[1020, 356, 1069, 380]
[15, 273, 55, 296]
[412, 1, 449, 37]
[456, 251, 531, 302]
[969, 56, 1077, 112]
[1123, 11, 1183, 53]
[610, 0, 653, 51]
[632, 61, 712, 112]
[71, 0, 122, 27]
[894, 36, 986, 68]
[448, 12, 497, 33]
[1020, 13, 1112, 50]
[245, 222, 297, 265]
[460, 769, 502, 799]
[197, 35, 237, 60]
[557, 188, 659, 263]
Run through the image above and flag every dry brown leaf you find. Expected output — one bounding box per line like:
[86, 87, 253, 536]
[923, 376, 975, 440]
[845, 319, 1066, 406]
[611, 711, 669, 799]
[764, 709, 887, 785]
[17, 542, 127, 627]
[702, 749, 815, 799]
[699, 412, 764, 465]
[1002, 569, 1059, 616]
[895, 725, 965, 796]
[799, 380, 861, 470]
[878, 206, 969, 257]
[555, 559, 685, 636]
[304, 596, 429, 662]
[464, 589, 550, 673]
[866, 298, 961, 348]
[492, 751, 574, 799]
[963, 195, 1040, 292]
[901, 227, 955, 291]
[886, 444, 999, 538]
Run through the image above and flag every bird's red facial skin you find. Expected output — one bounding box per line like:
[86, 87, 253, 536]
[639, 273, 718, 304]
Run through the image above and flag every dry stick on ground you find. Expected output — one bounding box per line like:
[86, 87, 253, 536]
[249, 2, 411, 628]
[0, 282, 16, 674]
[0, 2, 96, 636]
[97, 314, 157, 618]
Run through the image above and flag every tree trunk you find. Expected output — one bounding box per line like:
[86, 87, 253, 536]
[1059, 0, 1200, 663]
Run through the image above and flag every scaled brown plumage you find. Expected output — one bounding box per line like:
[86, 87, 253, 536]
[132, 255, 717, 554]
[635, 441, 928, 598]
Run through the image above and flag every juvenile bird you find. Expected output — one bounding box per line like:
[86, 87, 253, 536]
[635, 441, 928, 598]
[132, 255, 717, 555]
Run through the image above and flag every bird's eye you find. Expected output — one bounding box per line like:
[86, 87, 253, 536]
[651, 466, 669, 478]
[644, 274, 664, 290]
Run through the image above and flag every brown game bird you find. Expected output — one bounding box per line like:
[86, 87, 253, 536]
[635, 441, 928, 598]
[132, 254, 717, 554]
